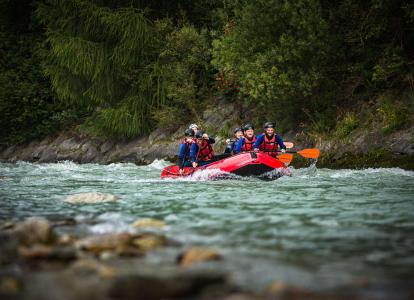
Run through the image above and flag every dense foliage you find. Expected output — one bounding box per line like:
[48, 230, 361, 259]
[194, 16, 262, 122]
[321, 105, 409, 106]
[0, 0, 81, 145]
[212, 0, 333, 128]
[0, 0, 413, 144]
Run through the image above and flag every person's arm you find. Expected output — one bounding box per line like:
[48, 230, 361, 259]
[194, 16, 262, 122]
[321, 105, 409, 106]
[178, 144, 187, 169]
[224, 139, 233, 154]
[235, 137, 244, 154]
[190, 143, 198, 163]
[253, 134, 264, 150]
[276, 134, 286, 150]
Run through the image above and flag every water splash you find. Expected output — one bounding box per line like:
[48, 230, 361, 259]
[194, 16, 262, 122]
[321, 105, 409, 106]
[146, 159, 170, 170]
[1, 161, 414, 296]
[179, 168, 239, 181]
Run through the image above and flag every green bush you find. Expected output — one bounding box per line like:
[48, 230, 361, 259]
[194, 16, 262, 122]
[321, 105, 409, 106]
[211, 0, 333, 128]
[157, 20, 212, 124]
[376, 101, 410, 134]
[334, 112, 359, 138]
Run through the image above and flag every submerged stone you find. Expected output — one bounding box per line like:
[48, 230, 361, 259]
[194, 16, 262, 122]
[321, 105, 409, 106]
[75, 233, 132, 254]
[132, 234, 167, 252]
[131, 218, 165, 229]
[13, 217, 54, 246]
[0, 232, 18, 264]
[178, 247, 222, 267]
[58, 234, 78, 246]
[0, 276, 21, 298]
[70, 259, 117, 278]
[108, 271, 226, 299]
[19, 244, 77, 261]
[64, 192, 118, 204]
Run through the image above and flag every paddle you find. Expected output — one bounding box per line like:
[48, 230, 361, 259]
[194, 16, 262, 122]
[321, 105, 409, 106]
[286, 148, 320, 159]
[276, 142, 294, 163]
[276, 148, 320, 164]
[277, 153, 294, 164]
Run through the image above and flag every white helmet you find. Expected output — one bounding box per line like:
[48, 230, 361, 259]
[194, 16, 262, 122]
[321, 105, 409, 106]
[189, 123, 198, 130]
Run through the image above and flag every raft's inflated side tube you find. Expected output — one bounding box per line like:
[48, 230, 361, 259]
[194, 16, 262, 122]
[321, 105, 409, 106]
[160, 165, 194, 178]
[160, 152, 286, 179]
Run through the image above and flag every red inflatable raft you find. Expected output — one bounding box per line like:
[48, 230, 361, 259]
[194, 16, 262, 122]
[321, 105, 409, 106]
[160, 152, 288, 180]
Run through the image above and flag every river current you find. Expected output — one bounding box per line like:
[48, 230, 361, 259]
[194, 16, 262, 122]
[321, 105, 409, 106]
[1, 161, 413, 297]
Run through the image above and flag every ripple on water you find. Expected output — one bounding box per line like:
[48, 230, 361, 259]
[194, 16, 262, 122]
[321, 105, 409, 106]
[1, 162, 414, 293]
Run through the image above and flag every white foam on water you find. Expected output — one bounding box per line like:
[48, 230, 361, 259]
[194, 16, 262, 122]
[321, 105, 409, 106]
[260, 167, 292, 180]
[88, 222, 133, 234]
[327, 167, 414, 179]
[363, 167, 414, 176]
[42, 160, 80, 171]
[181, 168, 240, 181]
[146, 159, 170, 170]
[89, 212, 134, 234]
[311, 218, 339, 227]
[165, 214, 179, 221]
[105, 162, 137, 170]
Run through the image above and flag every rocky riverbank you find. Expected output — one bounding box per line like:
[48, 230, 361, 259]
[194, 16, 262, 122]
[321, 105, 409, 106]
[0, 102, 413, 169]
[0, 214, 369, 300]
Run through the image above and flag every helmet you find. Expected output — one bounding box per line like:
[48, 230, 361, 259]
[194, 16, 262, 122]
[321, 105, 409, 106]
[263, 122, 274, 129]
[195, 130, 204, 139]
[184, 128, 194, 137]
[243, 123, 255, 131]
[233, 127, 243, 134]
[189, 123, 198, 130]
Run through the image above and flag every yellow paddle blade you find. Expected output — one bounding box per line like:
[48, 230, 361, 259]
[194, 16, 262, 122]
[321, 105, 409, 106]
[277, 153, 294, 164]
[297, 148, 320, 159]
[284, 142, 294, 149]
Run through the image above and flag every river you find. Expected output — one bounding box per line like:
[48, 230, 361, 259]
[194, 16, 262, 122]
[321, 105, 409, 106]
[1, 161, 413, 298]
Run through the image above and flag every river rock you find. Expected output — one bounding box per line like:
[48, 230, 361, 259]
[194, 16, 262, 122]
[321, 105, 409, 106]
[149, 128, 167, 145]
[38, 147, 58, 162]
[0, 221, 15, 230]
[58, 234, 78, 246]
[13, 217, 54, 246]
[132, 234, 167, 252]
[266, 281, 315, 299]
[70, 259, 117, 278]
[18, 244, 52, 259]
[0, 232, 18, 264]
[108, 271, 226, 299]
[0, 276, 21, 298]
[75, 233, 132, 254]
[267, 281, 286, 294]
[131, 218, 165, 229]
[82, 146, 101, 163]
[115, 245, 144, 257]
[64, 192, 118, 204]
[19, 244, 77, 261]
[0, 145, 16, 158]
[51, 218, 77, 228]
[100, 141, 114, 153]
[59, 138, 81, 151]
[216, 294, 260, 300]
[178, 247, 222, 267]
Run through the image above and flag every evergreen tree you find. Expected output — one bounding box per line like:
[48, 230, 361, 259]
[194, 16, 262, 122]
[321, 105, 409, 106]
[36, 0, 166, 138]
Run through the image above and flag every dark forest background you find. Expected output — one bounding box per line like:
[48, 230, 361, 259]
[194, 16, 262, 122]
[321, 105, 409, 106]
[1, 0, 413, 145]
